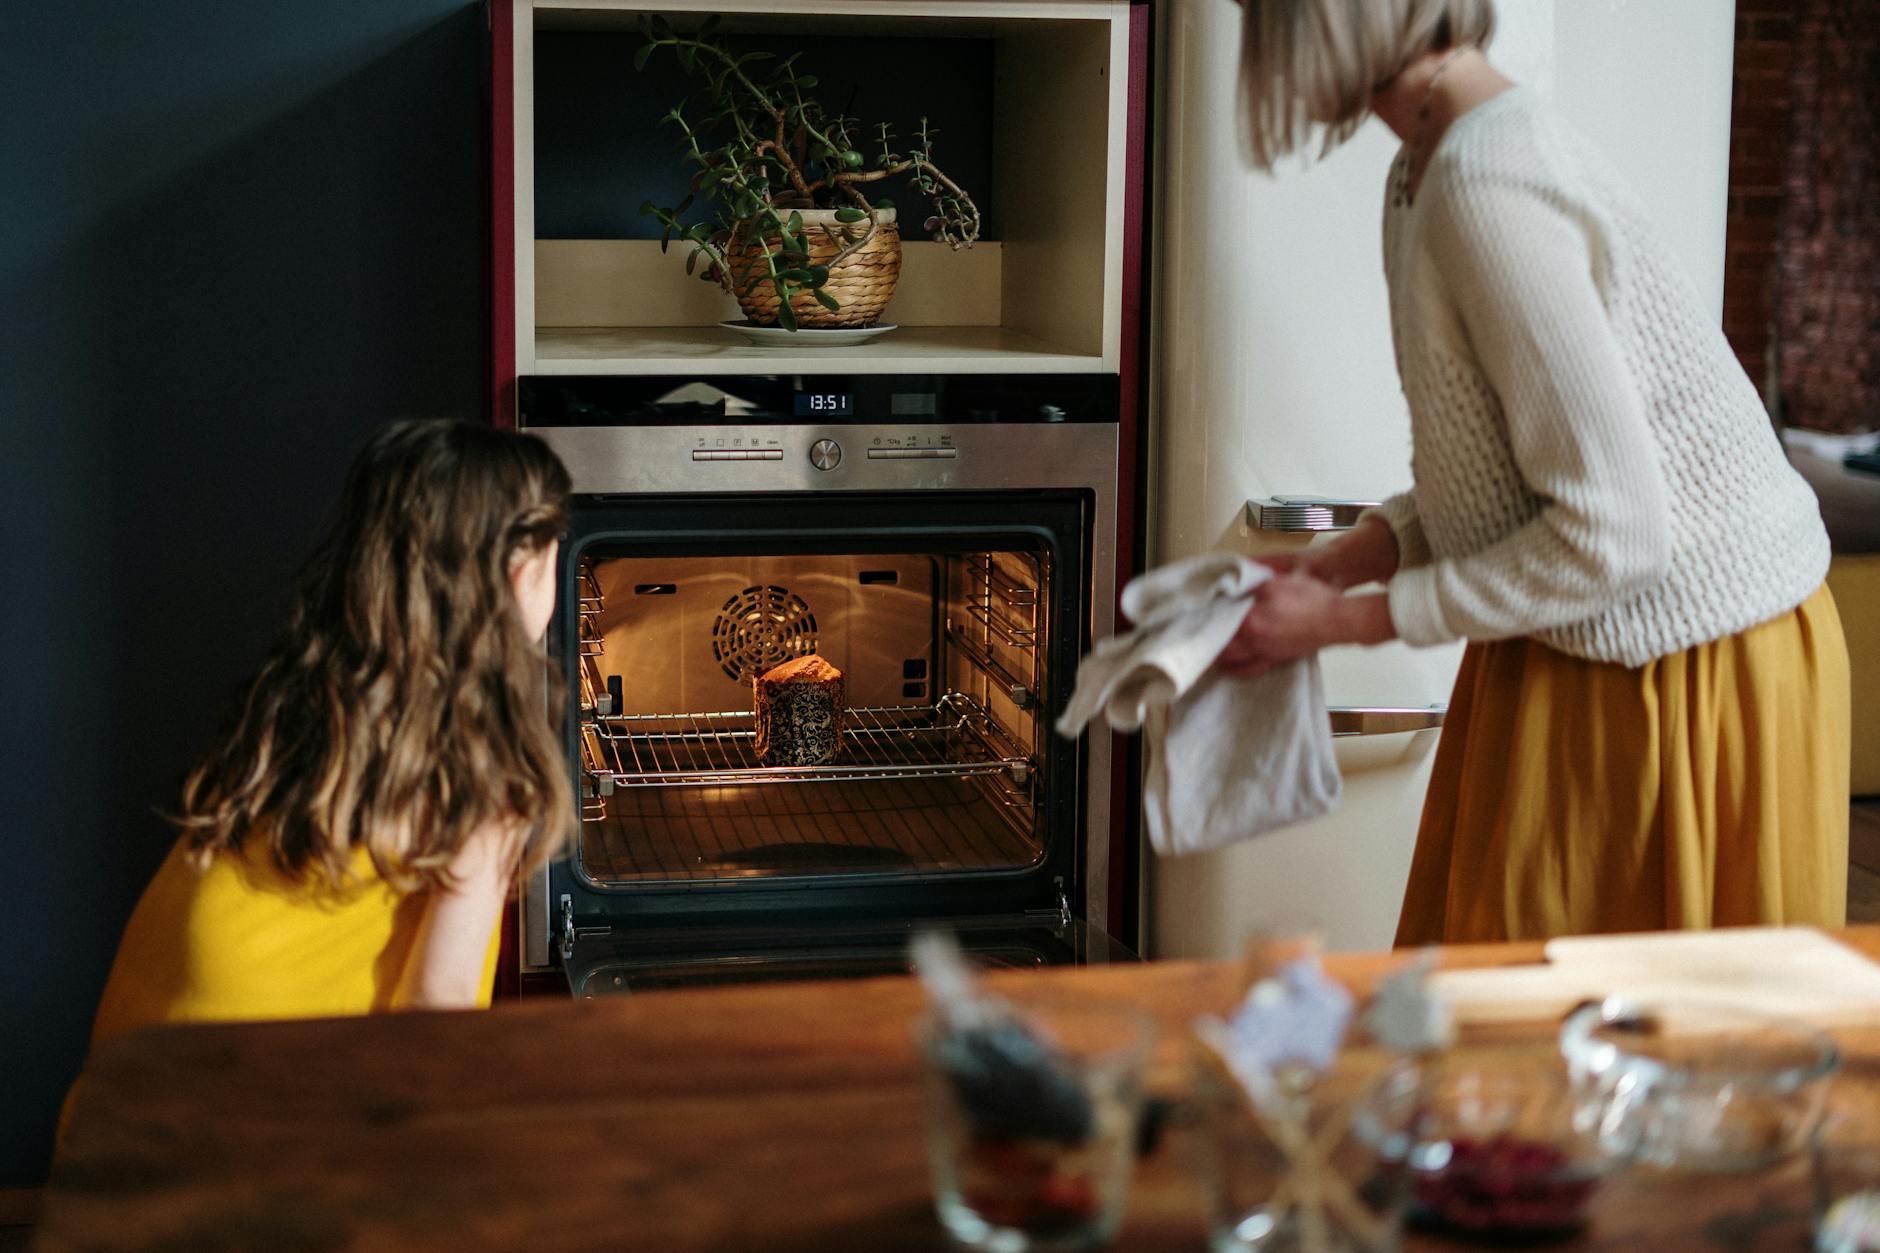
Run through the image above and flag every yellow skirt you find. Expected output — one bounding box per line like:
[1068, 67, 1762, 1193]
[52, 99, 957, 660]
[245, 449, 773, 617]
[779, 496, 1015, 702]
[1395, 583, 1851, 945]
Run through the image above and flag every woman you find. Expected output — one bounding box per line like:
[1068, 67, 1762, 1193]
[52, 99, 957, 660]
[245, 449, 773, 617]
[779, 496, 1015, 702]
[88, 418, 574, 1044]
[1216, 0, 1850, 942]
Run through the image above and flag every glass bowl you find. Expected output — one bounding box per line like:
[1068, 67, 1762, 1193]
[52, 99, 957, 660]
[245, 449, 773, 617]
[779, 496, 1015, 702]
[1559, 997, 1840, 1172]
[1405, 1051, 1618, 1237]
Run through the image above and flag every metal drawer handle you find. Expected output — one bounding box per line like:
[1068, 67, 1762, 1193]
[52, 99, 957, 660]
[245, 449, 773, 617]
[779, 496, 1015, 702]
[1329, 705, 1446, 737]
[1248, 496, 1381, 533]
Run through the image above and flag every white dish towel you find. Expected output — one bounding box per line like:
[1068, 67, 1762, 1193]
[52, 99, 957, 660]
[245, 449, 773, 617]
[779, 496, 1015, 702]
[1055, 553, 1342, 856]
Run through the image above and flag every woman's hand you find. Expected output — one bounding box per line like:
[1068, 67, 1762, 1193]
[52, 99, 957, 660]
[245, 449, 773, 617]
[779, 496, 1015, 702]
[1217, 574, 1397, 676]
[1259, 516, 1402, 590]
[1217, 573, 1346, 675]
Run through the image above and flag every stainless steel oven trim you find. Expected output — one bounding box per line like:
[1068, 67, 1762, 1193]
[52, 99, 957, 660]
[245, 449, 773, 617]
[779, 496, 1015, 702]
[520, 423, 1121, 970]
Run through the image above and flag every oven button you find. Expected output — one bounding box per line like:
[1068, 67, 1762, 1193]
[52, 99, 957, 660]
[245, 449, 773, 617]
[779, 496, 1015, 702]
[809, 439, 842, 471]
[866, 447, 959, 459]
[691, 449, 785, 462]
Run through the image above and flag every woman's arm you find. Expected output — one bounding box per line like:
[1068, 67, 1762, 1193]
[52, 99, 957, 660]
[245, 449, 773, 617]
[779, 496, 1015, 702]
[1357, 495, 1428, 573]
[1387, 164, 1672, 648]
[397, 820, 527, 1011]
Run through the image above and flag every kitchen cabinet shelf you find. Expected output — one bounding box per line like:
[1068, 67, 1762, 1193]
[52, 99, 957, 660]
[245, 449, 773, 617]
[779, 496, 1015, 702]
[534, 325, 1104, 377]
[494, 0, 1133, 401]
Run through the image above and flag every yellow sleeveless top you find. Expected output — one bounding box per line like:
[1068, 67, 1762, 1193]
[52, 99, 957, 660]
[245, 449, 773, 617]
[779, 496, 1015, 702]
[90, 835, 503, 1048]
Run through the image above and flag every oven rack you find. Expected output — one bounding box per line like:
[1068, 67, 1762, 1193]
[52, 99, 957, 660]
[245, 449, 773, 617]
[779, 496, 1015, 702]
[955, 597, 1036, 649]
[577, 567, 605, 658]
[582, 693, 1032, 791]
[945, 627, 1036, 704]
[963, 553, 1038, 609]
[957, 554, 1039, 649]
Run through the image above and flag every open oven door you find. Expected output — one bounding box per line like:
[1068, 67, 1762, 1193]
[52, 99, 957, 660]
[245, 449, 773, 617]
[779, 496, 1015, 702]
[542, 488, 1135, 995]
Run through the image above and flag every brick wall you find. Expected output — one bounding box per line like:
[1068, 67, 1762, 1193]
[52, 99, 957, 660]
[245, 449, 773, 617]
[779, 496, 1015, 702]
[1722, 1, 1793, 391]
[1775, 0, 1879, 434]
[1725, 0, 1880, 435]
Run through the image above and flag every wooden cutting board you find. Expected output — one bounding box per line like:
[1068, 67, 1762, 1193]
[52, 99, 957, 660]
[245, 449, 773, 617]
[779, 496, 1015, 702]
[1432, 926, 1880, 1026]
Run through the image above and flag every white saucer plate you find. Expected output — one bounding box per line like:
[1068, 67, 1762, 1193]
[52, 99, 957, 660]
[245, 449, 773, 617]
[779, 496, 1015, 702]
[720, 320, 898, 347]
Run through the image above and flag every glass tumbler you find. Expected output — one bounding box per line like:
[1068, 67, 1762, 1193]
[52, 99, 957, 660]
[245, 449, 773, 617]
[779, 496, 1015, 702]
[1192, 1054, 1424, 1253]
[1814, 1115, 1880, 1253]
[917, 996, 1157, 1252]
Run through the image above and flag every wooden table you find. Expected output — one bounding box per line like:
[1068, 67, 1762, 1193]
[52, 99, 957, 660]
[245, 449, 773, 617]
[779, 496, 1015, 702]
[39, 930, 1880, 1251]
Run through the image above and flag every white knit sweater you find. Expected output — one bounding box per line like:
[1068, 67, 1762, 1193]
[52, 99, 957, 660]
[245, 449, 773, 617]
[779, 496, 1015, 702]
[1370, 87, 1829, 668]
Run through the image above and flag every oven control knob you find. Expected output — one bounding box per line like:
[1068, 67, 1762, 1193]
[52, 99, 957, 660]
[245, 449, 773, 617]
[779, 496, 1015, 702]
[809, 439, 843, 471]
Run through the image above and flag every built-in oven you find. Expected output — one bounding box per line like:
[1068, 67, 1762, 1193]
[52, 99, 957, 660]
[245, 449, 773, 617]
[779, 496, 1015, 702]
[521, 374, 1132, 993]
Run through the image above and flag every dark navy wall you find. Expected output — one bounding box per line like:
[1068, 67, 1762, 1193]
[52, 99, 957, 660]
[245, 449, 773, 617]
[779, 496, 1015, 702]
[0, 2, 486, 1182]
[534, 30, 998, 239]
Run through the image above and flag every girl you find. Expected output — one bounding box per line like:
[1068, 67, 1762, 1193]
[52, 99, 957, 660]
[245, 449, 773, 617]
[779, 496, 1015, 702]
[89, 418, 574, 1043]
[1216, 0, 1850, 942]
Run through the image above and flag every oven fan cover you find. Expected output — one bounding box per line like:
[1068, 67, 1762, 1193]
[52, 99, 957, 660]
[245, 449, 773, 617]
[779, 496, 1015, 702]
[586, 555, 933, 710]
[711, 585, 819, 682]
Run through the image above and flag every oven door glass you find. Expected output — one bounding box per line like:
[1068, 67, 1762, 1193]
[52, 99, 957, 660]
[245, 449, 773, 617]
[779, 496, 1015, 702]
[553, 491, 1087, 929]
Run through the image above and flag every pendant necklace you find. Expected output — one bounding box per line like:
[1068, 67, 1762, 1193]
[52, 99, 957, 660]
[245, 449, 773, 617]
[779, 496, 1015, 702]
[1394, 46, 1468, 208]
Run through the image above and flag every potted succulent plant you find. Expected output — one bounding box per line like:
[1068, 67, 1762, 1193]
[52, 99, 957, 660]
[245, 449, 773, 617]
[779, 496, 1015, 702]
[637, 16, 981, 332]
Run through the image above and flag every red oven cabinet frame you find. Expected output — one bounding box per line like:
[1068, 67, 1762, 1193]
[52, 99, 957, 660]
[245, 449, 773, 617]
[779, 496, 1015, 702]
[485, 1, 1154, 990]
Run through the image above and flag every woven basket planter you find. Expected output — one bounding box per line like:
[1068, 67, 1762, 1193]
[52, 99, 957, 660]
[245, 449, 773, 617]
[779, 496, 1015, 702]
[728, 208, 900, 329]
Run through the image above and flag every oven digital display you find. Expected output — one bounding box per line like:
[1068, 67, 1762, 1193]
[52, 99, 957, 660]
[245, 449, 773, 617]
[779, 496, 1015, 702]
[794, 392, 854, 417]
[518, 375, 1122, 428]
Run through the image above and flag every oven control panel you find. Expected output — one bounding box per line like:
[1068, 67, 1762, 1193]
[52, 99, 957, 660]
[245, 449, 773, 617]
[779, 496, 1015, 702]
[520, 374, 1119, 497]
[686, 432, 961, 468]
[534, 422, 1119, 497]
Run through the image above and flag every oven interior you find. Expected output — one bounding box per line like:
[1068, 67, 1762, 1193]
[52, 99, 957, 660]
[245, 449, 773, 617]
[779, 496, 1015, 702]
[573, 543, 1053, 886]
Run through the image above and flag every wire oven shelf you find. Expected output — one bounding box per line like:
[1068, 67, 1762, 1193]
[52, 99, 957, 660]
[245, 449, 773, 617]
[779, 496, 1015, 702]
[584, 693, 1032, 791]
[957, 554, 1039, 648]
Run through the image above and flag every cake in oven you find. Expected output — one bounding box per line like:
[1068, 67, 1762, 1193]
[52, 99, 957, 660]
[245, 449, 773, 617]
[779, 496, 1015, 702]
[753, 654, 846, 767]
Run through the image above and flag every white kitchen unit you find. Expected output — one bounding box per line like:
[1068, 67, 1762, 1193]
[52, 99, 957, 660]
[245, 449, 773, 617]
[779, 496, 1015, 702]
[1146, 0, 1737, 957]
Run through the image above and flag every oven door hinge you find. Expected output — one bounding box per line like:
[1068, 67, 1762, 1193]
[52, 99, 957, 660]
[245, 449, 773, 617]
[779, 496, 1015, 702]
[559, 894, 575, 963]
[1025, 876, 1073, 931]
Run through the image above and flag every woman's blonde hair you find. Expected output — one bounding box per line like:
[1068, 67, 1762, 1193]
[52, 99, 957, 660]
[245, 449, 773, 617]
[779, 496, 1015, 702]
[176, 418, 575, 892]
[1238, 0, 1497, 170]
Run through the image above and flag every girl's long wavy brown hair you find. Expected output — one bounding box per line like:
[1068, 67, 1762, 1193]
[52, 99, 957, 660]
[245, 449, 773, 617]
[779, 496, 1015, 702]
[176, 419, 575, 892]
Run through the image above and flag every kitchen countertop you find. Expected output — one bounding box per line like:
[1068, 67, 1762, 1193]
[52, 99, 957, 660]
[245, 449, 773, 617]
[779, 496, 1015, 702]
[38, 928, 1880, 1251]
